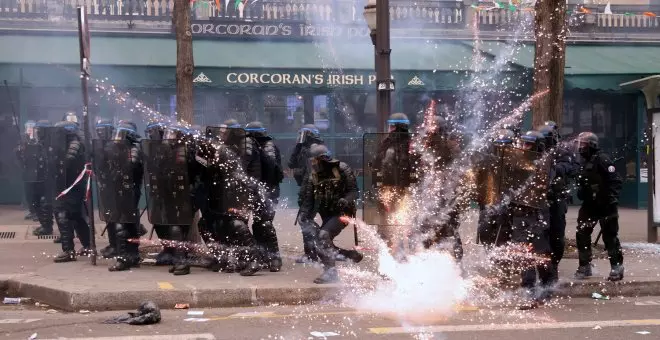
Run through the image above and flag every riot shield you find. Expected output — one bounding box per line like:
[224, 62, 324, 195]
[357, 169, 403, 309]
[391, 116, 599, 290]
[362, 132, 416, 226]
[206, 145, 252, 217]
[44, 127, 68, 195]
[22, 143, 47, 183]
[501, 147, 551, 209]
[142, 139, 193, 226]
[474, 146, 505, 207]
[92, 139, 140, 223]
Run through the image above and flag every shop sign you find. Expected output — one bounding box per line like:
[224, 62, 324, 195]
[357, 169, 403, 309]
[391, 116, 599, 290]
[189, 20, 371, 40]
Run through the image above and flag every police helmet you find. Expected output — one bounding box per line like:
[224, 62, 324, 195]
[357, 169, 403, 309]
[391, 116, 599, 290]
[145, 122, 167, 140]
[54, 120, 79, 134]
[502, 123, 521, 138]
[245, 121, 267, 138]
[493, 128, 515, 145]
[163, 123, 188, 141]
[297, 124, 320, 144]
[113, 120, 140, 142]
[24, 120, 36, 139]
[309, 144, 332, 161]
[63, 112, 79, 125]
[95, 118, 114, 140]
[34, 120, 51, 143]
[538, 124, 559, 148]
[388, 113, 410, 133]
[519, 130, 546, 152]
[576, 131, 599, 155]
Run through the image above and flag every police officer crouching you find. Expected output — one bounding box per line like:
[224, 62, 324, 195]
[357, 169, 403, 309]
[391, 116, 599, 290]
[574, 132, 624, 282]
[298, 145, 363, 284]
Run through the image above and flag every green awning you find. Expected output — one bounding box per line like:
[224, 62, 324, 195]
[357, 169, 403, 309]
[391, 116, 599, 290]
[465, 41, 660, 90]
[0, 35, 504, 71]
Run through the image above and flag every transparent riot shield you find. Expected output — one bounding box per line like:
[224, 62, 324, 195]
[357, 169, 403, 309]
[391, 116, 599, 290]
[501, 147, 551, 209]
[92, 139, 140, 223]
[474, 146, 505, 207]
[206, 144, 252, 218]
[362, 132, 416, 226]
[44, 127, 68, 196]
[142, 139, 193, 226]
[22, 143, 46, 183]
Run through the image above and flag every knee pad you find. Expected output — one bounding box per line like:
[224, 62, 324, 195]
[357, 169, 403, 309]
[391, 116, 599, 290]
[318, 229, 332, 246]
[55, 211, 68, 225]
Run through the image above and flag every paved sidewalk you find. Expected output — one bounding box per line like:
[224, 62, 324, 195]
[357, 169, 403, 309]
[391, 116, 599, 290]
[1, 205, 659, 311]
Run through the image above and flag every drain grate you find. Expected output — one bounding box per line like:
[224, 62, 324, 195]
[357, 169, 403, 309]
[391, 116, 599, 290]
[0, 232, 16, 239]
[37, 235, 59, 240]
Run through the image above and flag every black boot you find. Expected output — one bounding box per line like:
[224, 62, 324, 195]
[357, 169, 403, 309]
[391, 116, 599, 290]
[575, 265, 593, 280]
[53, 250, 76, 263]
[314, 267, 339, 284]
[32, 226, 53, 236]
[240, 260, 260, 276]
[269, 257, 283, 272]
[608, 265, 624, 282]
[100, 245, 117, 259]
[101, 223, 118, 258]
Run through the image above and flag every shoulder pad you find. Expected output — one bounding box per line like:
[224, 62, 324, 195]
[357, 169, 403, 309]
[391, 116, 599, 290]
[339, 162, 352, 173]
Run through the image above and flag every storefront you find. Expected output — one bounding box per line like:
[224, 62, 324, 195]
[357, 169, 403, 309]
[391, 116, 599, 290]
[0, 34, 658, 206]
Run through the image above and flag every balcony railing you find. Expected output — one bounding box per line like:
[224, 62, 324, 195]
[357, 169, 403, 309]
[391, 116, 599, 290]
[0, 0, 659, 34]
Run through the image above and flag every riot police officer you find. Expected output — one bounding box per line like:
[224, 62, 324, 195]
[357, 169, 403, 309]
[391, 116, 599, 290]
[52, 113, 92, 263]
[246, 121, 284, 272]
[94, 118, 118, 258]
[574, 132, 624, 282]
[202, 125, 261, 276]
[159, 124, 195, 275]
[538, 121, 579, 283]
[298, 144, 363, 284]
[288, 124, 325, 263]
[289, 124, 324, 186]
[22, 121, 55, 236]
[371, 113, 417, 251]
[476, 128, 516, 247]
[142, 122, 175, 265]
[102, 121, 143, 271]
[18, 120, 39, 221]
[418, 116, 464, 260]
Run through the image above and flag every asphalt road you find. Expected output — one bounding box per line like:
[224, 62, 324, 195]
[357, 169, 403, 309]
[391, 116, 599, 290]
[3, 296, 660, 340]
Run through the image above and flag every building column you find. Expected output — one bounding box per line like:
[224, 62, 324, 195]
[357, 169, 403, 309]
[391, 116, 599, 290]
[303, 94, 315, 125]
[638, 93, 649, 209]
[394, 90, 404, 113]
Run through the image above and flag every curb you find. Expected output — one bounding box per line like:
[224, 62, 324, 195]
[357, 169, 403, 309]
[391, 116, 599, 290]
[4, 274, 343, 312]
[5, 275, 660, 312]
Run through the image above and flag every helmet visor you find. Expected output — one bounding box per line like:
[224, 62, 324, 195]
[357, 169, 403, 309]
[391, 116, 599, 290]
[113, 127, 135, 141]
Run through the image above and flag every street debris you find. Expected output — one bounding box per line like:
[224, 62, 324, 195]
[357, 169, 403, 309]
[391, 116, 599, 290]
[187, 311, 204, 316]
[591, 292, 610, 300]
[46, 309, 58, 314]
[79, 310, 90, 314]
[636, 331, 651, 335]
[310, 331, 340, 337]
[593, 325, 602, 330]
[103, 301, 161, 325]
[28, 333, 37, 340]
[174, 303, 190, 309]
[3, 297, 21, 304]
[184, 318, 209, 322]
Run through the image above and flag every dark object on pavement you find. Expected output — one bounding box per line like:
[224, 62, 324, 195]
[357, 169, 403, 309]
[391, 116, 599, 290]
[103, 301, 161, 325]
